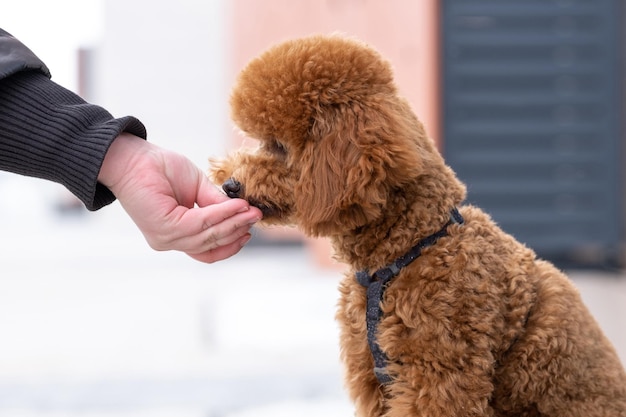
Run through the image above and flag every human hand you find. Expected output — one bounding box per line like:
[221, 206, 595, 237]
[98, 133, 262, 263]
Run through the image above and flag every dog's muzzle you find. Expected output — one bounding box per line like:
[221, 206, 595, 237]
[221, 177, 276, 218]
[222, 178, 242, 199]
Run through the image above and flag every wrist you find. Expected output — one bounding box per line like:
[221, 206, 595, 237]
[98, 133, 150, 193]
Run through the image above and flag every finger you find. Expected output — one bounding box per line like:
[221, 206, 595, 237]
[198, 184, 229, 206]
[197, 222, 256, 251]
[196, 201, 261, 241]
[158, 202, 261, 253]
[187, 232, 253, 264]
[199, 198, 253, 226]
[196, 175, 231, 206]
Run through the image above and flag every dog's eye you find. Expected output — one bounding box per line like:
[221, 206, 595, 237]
[265, 139, 288, 157]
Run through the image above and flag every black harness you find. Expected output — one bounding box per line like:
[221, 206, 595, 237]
[355, 208, 464, 385]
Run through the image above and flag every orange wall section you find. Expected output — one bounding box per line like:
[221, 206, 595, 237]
[228, 0, 441, 146]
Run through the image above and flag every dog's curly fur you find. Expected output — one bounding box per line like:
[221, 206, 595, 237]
[211, 35, 626, 416]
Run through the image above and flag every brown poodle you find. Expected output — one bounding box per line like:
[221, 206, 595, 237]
[211, 35, 626, 416]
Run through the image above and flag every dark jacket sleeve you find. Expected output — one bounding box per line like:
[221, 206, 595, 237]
[0, 28, 50, 79]
[0, 28, 147, 210]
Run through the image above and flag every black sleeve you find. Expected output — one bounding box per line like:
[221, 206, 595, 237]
[0, 70, 147, 210]
[0, 28, 51, 79]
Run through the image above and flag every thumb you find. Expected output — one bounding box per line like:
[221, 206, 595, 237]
[197, 174, 230, 207]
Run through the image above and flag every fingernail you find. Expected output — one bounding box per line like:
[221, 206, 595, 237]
[237, 206, 250, 213]
[248, 216, 261, 225]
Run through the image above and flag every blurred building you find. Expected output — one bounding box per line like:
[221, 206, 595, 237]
[94, 0, 230, 169]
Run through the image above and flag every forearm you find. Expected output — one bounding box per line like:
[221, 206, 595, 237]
[0, 71, 146, 210]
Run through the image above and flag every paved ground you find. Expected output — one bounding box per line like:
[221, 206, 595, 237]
[0, 176, 624, 416]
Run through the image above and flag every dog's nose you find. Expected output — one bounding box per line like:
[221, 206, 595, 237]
[222, 178, 243, 199]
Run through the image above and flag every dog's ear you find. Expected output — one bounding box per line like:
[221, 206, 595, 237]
[295, 97, 425, 236]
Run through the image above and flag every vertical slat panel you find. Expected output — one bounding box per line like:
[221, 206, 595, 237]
[442, 0, 624, 267]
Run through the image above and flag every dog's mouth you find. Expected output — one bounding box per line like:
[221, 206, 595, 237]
[221, 178, 282, 218]
[247, 198, 282, 218]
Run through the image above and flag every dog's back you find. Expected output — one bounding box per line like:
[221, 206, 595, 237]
[456, 208, 626, 415]
[493, 258, 626, 415]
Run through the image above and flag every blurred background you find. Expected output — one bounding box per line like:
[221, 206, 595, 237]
[1, 0, 625, 416]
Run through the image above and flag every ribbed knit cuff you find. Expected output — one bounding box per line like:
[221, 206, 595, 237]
[0, 71, 147, 210]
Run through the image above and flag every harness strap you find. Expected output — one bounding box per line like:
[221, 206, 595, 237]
[355, 208, 464, 385]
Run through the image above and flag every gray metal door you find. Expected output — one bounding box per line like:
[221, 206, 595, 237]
[441, 0, 624, 268]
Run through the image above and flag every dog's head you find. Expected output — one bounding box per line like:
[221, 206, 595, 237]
[211, 35, 465, 237]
